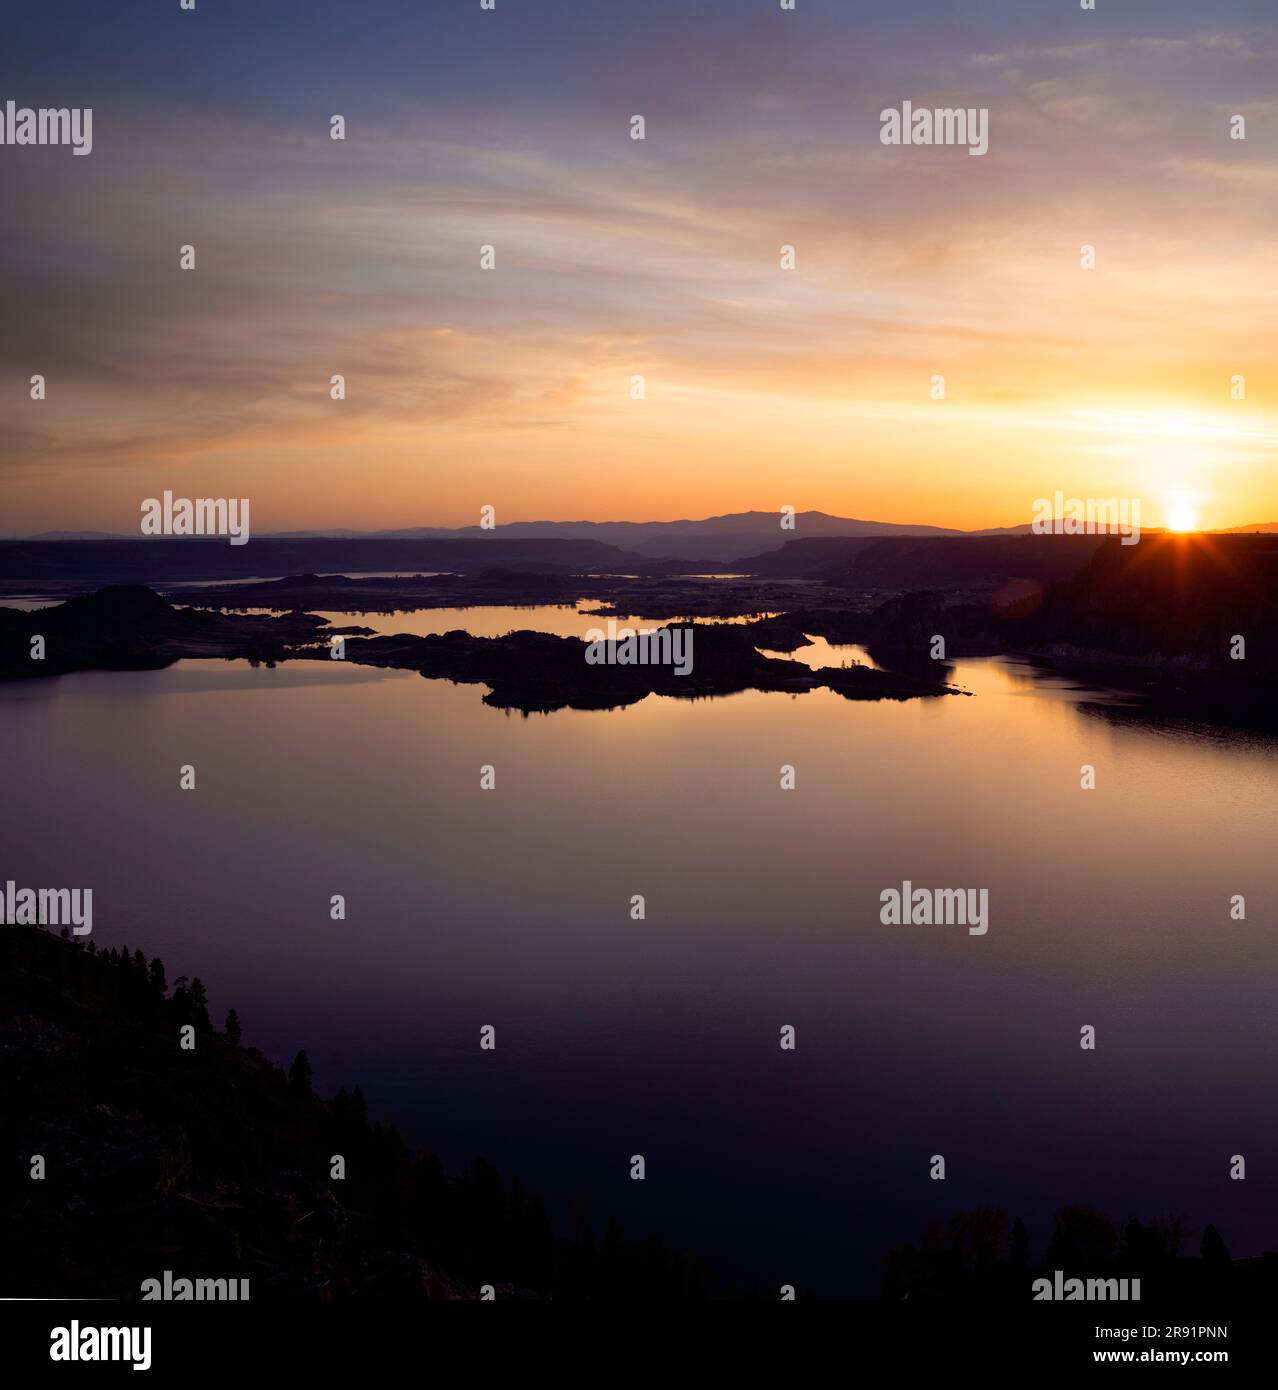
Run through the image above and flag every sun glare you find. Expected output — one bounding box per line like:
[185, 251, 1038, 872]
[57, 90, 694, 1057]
[1166, 501, 1200, 533]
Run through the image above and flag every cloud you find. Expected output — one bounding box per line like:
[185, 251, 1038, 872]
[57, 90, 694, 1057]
[3, 4, 1277, 529]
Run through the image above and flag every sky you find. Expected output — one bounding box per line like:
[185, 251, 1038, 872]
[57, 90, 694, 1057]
[2, 0, 1277, 535]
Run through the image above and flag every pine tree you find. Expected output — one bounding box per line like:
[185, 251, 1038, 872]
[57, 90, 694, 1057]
[187, 977, 210, 1027]
[288, 1049, 313, 1094]
[224, 1009, 242, 1047]
[1201, 1224, 1230, 1265]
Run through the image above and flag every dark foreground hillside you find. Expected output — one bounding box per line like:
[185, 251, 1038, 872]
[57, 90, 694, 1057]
[993, 533, 1278, 671]
[0, 926, 707, 1300]
[884, 1207, 1278, 1301]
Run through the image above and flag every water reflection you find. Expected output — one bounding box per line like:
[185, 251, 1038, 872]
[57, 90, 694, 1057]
[2, 644, 1275, 1296]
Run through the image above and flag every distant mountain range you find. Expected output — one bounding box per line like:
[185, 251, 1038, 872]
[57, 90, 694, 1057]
[9, 510, 1277, 566]
[13, 511, 1024, 562]
[20, 530, 135, 542]
[252, 510, 1042, 561]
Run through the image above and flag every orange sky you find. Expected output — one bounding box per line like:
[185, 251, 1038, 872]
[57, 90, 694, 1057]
[3, 13, 1276, 535]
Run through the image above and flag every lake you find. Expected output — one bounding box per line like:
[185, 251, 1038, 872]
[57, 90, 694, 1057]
[3, 603, 1275, 1294]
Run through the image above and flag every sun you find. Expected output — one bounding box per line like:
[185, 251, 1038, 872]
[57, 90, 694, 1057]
[1165, 501, 1199, 533]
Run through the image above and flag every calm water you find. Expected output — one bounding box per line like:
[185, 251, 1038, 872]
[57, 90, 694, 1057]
[303, 603, 776, 640]
[3, 612, 1276, 1295]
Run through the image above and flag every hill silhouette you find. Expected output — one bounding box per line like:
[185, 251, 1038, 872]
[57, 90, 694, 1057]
[0, 925, 707, 1300]
[883, 1204, 1278, 1300]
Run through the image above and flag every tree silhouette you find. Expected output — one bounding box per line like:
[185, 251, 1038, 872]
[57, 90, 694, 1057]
[288, 1049, 313, 1094]
[224, 1009, 242, 1047]
[187, 978, 210, 1028]
[1201, 1224, 1230, 1265]
[948, 1206, 1005, 1278]
[2, 926, 711, 1300]
[1010, 1217, 1029, 1272]
[1047, 1206, 1116, 1271]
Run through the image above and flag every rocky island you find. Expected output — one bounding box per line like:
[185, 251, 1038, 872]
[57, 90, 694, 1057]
[0, 586, 964, 713]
